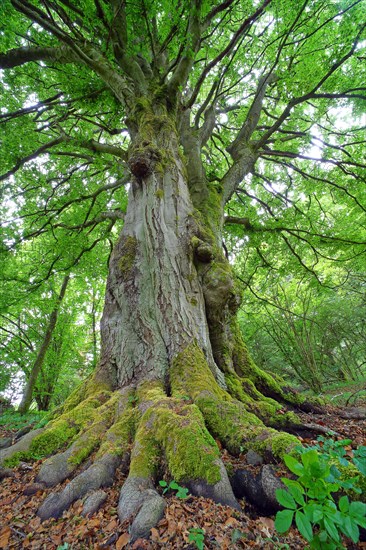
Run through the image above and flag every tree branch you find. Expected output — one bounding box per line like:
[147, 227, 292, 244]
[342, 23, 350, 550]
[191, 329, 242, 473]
[227, 72, 277, 159]
[9, 0, 135, 103]
[186, 0, 272, 108]
[256, 24, 366, 148]
[0, 45, 80, 69]
[0, 135, 127, 183]
[167, 0, 202, 95]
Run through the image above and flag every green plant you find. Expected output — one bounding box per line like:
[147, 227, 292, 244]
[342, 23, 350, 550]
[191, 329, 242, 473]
[0, 410, 47, 431]
[297, 436, 365, 492]
[275, 450, 366, 549]
[159, 479, 189, 499]
[263, 538, 290, 550]
[188, 527, 205, 549]
[353, 446, 366, 476]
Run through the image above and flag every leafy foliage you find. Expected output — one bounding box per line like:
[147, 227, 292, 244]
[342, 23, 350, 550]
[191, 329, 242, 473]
[159, 480, 189, 499]
[275, 441, 366, 549]
[188, 527, 205, 550]
[0, 410, 47, 431]
[0, 0, 365, 407]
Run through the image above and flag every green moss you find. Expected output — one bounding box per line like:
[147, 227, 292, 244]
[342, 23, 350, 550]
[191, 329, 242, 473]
[68, 432, 100, 466]
[225, 374, 253, 406]
[66, 393, 120, 465]
[225, 374, 300, 429]
[155, 188, 164, 199]
[130, 400, 221, 484]
[61, 380, 88, 413]
[95, 389, 138, 458]
[170, 342, 226, 400]
[197, 393, 263, 455]
[3, 451, 32, 468]
[190, 297, 198, 306]
[129, 414, 160, 478]
[118, 235, 138, 280]
[137, 380, 166, 402]
[27, 393, 110, 459]
[29, 419, 77, 457]
[269, 432, 299, 459]
[97, 407, 136, 458]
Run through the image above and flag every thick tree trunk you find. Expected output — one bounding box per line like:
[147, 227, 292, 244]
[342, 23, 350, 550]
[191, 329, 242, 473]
[95, 104, 224, 391]
[0, 100, 329, 540]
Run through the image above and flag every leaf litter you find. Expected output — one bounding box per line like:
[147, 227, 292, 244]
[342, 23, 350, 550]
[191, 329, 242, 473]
[0, 406, 365, 549]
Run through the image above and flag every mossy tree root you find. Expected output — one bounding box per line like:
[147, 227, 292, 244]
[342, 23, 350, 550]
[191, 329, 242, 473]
[0, 343, 339, 538]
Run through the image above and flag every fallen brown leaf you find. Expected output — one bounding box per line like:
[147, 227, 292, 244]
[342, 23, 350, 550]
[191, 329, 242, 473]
[116, 531, 130, 549]
[0, 527, 11, 550]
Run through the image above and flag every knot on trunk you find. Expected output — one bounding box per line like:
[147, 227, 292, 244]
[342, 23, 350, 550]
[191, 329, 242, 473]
[191, 237, 214, 263]
[128, 143, 162, 179]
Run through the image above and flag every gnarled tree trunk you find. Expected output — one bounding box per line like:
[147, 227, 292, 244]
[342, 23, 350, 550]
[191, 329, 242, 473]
[0, 94, 323, 539]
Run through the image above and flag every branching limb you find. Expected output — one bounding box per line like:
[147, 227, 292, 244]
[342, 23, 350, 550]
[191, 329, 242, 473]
[256, 24, 366, 148]
[203, 0, 238, 28]
[0, 45, 80, 69]
[227, 73, 278, 158]
[186, 0, 272, 108]
[0, 135, 126, 183]
[167, 0, 202, 95]
[9, 0, 134, 103]
[220, 72, 277, 205]
[0, 137, 65, 183]
[54, 210, 125, 231]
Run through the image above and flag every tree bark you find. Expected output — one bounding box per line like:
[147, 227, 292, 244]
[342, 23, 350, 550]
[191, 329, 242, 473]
[94, 101, 226, 390]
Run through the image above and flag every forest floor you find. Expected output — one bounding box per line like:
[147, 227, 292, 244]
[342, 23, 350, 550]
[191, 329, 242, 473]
[0, 404, 365, 550]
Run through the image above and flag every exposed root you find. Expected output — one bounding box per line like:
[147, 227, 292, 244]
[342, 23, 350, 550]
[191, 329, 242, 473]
[232, 464, 284, 514]
[37, 454, 122, 520]
[0, 342, 348, 540]
[0, 428, 45, 465]
[118, 477, 166, 541]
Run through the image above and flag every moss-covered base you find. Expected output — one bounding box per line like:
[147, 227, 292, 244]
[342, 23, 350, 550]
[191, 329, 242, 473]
[1, 341, 361, 533]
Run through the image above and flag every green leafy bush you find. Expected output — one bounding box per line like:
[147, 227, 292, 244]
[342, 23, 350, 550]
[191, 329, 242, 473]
[275, 445, 366, 549]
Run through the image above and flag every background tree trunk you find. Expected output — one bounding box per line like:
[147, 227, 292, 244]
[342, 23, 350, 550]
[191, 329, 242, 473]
[18, 274, 70, 414]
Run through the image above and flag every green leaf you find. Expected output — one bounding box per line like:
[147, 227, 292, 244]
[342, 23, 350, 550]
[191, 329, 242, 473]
[349, 501, 366, 517]
[176, 487, 189, 499]
[340, 517, 359, 543]
[318, 530, 328, 542]
[353, 458, 366, 476]
[295, 510, 313, 542]
[356, 516, 366, 529]
[275, 488, 297, 509]
[275, 509, 294, 533]
[282, 479, 305, 505]
[338, 496, 349, 513]
[304, 502, 323, 523]
[324, 516, 340, 542]
[301, 450, 319, 470]
[284, 455, 304, 476]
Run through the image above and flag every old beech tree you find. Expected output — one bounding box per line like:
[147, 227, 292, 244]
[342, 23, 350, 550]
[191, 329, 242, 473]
[1, 0, 365, 537]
